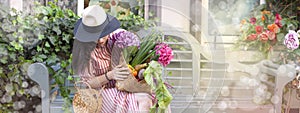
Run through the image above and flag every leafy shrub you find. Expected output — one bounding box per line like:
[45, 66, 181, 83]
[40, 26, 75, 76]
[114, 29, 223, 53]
[0, 1, 78, 112]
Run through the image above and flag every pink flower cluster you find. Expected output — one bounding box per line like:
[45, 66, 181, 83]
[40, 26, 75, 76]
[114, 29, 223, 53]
[155, 43, 173, 67]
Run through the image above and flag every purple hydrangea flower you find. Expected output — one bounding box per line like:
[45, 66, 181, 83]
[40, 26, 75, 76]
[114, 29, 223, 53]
[110, 30, 140, 48]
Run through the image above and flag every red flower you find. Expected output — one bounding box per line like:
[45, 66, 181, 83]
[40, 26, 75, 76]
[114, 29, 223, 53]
[247, 34, 257, 41]
[255, 26, 263, 34]
[250, 17, 256, 24]
[259, 32, 268, 42]
[275, 13, 282, 20]
[275, 14, 282, 28]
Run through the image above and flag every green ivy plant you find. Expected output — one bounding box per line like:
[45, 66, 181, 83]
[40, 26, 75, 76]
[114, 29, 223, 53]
[0, 0, 78, 112]
[33, 1, 79, 112]
[0, 4, 44, 113]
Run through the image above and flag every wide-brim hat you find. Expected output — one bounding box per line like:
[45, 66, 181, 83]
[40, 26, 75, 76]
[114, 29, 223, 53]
[73, 5, 120, 42]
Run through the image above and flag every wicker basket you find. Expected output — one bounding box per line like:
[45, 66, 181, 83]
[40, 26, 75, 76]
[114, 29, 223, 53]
[73, 81, 103, 113]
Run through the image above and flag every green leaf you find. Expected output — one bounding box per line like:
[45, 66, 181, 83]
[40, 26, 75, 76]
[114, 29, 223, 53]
[17, 56, 25, 61]
[19, 89, 25, 95]
[61, 61, 67, 68]
[38, 34, 45, 40]
[143, 61, 172, 112]
[45, 42, 50, 48]
[16, 16, 22, 23]
[62, 34, 71, 43]
[53, 26, 61, 35]
[43, 48, 49, 54]
[10, 41, 23, 51]
[48, 36, 58, 45]
[0, 57, 8, 64]
[38, 54, 47, 59]
[9, 53, 16, 61]
[67, 10, 72, 16]
[8, 64, 14, 70]
[0, 67, 3, 73]
[67, 75, 73, 81]
[18, 36, 24, 43]
[37, 46, 42, 52]
[55, 48, 60, 52]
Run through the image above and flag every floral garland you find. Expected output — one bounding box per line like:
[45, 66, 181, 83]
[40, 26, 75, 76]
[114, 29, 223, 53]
[236, 10, 282, 58]
[235, 8, 299, 58]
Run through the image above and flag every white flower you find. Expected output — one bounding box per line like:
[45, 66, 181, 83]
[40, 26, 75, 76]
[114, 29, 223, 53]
[284, 30, 299, 50]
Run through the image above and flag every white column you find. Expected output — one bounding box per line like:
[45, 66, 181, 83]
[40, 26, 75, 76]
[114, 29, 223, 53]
[201, 0, 209, 45]
[77, 0, 84, 17]
[144, 0, 149, 20]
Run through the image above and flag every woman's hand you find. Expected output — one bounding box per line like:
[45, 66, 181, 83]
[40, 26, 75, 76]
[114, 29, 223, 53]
[107, 64, 130, 81]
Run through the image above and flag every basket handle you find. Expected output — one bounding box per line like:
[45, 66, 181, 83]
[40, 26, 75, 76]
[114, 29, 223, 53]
[74, 81, 92, 90]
